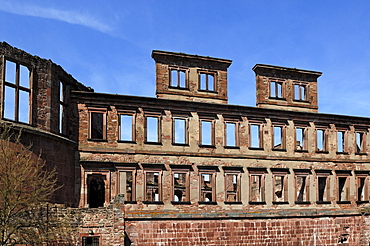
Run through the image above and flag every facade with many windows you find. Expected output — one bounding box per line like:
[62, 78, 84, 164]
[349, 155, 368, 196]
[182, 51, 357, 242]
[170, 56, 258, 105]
[2, 43, 370, 245]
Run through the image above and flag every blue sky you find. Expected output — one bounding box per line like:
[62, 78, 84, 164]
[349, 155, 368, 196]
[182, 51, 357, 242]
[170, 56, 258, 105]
[1, 0, 370, 117]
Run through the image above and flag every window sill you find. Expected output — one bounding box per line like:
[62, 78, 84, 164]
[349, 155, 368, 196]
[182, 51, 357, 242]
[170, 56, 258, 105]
[295, 149, 308, 153]
[337, 201, 351, 204]
[249, 147, 264, 151]
[355, 152, 367, 156]
[293, 99, 309, 103]
[315, 151, 329, 154]
[198, 201, 217, 205]
[356, 200, 369, 204]
[272, 148, 286, 152]
[118, 140, 136, 144]
[169, 86, 189, 91]
[199, 145, 216, 148]
[336, 152, 349, 155]
[172, 143, 189, 147]
[224, 146, 240, 149]
[142, 201, 164, 205]
[171, 201, 191, 205]
[295, 201, 311, 205]
[316, 201, 331, 204]
[144, 141, 162, 145]
[268, 97, 286, 101]
[124, 201, 137, 204]
[272, 201, 289, 205]
[198, 89, 218, 94]
[88, 139, 107, 142]
[224, 201, 242, 205]
[249, 201, 266, 205]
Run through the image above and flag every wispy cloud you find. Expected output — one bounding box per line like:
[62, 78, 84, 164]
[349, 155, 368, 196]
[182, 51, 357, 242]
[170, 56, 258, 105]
[0, 2, 113, 33]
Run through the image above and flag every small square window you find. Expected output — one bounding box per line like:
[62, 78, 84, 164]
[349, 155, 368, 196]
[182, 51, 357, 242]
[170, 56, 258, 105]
[170, 68, 187, 88]
[199, 72, 216, 91]
[269, 80, 284, 98]
[294, 83, 307, 101]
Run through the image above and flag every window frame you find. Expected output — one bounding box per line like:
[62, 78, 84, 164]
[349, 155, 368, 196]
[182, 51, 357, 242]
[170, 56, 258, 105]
[144, 112, 162, 144]
[355, 171, 369, 204]
[172, 115, 189, 146]
[171, 166, 191, 204]
[88, 108, 107, 141]
[269, 78, 285, 99]
[199, 115, 216, 147]
[294, 169, 311, 204]
[169, 66, 188, 89]
[336, 128, 348, 154]
[198, 168, 217, 204]
[223, 168, 242, 204]
[315, 170, 331, 204]
[315, 127, 328, 153]
[118, 110, 136, 143]
[224, 119, 240, 148]
[335, 171, 351, 204]
[2, 58, 32, 124]
[58, 81, 69, 135]
[355, 129, 367, 154]
[116, 166, 136, 203]
[294, 123, 308, 152]
[248, 168, 266, 205]
[271, 168, 289, 204]
[272, 122, 287, 151]
[198, 70, 217, 92]
[248, 119, 264, 150]
[143, 168, 163, 203]
[293, 82, 308, 101]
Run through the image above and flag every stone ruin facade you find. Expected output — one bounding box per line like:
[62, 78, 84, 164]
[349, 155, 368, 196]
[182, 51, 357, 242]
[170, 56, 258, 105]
[1, 42, 370, 245]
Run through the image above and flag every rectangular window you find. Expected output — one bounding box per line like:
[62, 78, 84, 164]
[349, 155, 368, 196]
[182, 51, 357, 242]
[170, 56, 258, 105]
[173, 117, 188, 145]
[224, 171, 241, 203]
[225, 121, 238, 147]
[316, 171, 331, 203]
[200, 119, 214, 146]
[249, 123, 263, 149]
[119, 114, 135, 142]
[89, 109, 107, 140]
[172, 170, 190, 203]
[170, 68, 187, 88]
[337, 130, 346, 153]
[295, 126, 307, 151]
[355, 131, 366, 153]
[3, 60, 31, 124]
[272, 125, 286, 150]
[355, 172, 369, 203]
[118, 169, 136, 202]
[59, 81, 69, 134]
[199, 72, 215, 91]
[82, 236, 100, 246]
[145, 171, 162, 202]
[294, 170, 310, 203]
[199, 172, 216, 203]
[269, 80, 284, 98]
[145, 115, 161, 143]
[272, 169, 289, 203]
[248, 168, 266, 204]
[294, 83, 307, 101]
[336, 171, 351, 203]
[316, 128, 327, 152]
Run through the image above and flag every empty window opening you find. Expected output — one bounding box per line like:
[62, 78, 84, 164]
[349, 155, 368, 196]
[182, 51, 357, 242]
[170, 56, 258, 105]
[225, 122, 237, 147]
[59, 81, 68, 135]
[199, 72, 215, 91]
[200, 173, 214, 202]
[200, 120, 214, 146]
[356, 175, 368, 202]
[88, 176, 105, 208]
[250, 124, 262, 148]
[337, 131, 345, 152]
[146, 116, 160, 143]
[317, 176, 329, 202]
[338, 176, 349, 202]
[356, 132, 365, 153]
[82, 236, 100, 246]
[272, 172, 288, 203]
[249, 173, 265, 203]
[295, 127, 306, 151]
[3, 60, 31, 123]
[225, 173, 240, 202]
[316, 129, 326, 152]
[118, 171, 135, 202]
[173, 118, 187, 144]
[294, 84, 307, 101]
[120, 114, 134, 141]
[170, 69, 186, 88]
[273, 126, 284, 149]
[173, 172, 189, 202]
[270, 80, 283, 98]
[295, 174, 309, 202]
[90, 112, 105, 140]
[145, 172, 161, 202]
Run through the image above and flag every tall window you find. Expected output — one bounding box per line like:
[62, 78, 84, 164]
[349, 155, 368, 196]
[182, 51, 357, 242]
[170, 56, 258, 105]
[172, 168, 190, 203]
[89, 109, 107, 140]
[119, 114, 135, 142]
[3, 60, 31, 123]
[337, 130, 346, 153]
[355, 131, 366, 154]
[144, 171, 162, 202]
[272, 124, 286, 150]
[248, 168, 266, 204]
[59, 81, 68, 134]
[117, 168, 136, 202]
[336, 171, 351, 203]
[225, 121, 238, 148]
[249, 123, 263, 149]
[170, 68, 187, 88]
[199, 171, 216, 203]
[145, 114, 161, 143]
[295, 126, 307, 151]
[355, 171, 369, 203]
[173, 117, 188, 145]
[269, 79, 284, 98]
[294, 83, 307, 101]
[315, 170, 331, 204]
[199, 71, 215, 91]
[272, 169, 289, 204]
[294, 170, 310, 203]
[87, 175, 106, 208]
[200, 119, 215, 146]
[224, 170, 241, 203]
[316, 128, 327, 152]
